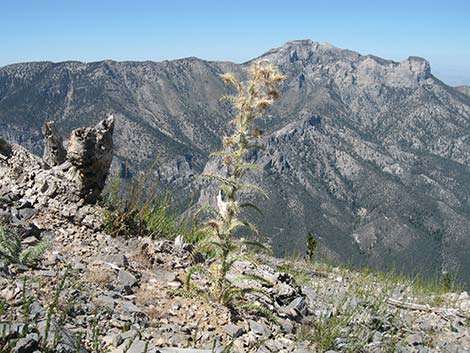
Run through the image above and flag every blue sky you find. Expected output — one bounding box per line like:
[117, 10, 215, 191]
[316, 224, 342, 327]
[1, 0, 470, 85]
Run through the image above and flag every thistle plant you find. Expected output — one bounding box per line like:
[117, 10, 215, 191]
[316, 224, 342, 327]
[186, 60, 284, 304]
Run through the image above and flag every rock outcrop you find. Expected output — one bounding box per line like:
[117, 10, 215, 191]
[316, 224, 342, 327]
[43, 121, 67, 167]
[66, 115, 115, 202]
[0, 116, 114, 213]
[0, 137, 12, 158]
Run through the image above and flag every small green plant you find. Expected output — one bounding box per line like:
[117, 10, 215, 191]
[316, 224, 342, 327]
[21, 277, 34, 322]
[0, 224, 49, 266]
[0, 267, 109, 353]
[185, 61, 284, 304]
[297, 270, 401, 352]
[42, 267, 70, 352]
[102, 174, 186, 239]
[306, 232, 318, 263]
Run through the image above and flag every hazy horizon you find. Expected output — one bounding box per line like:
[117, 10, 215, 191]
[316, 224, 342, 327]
[2, 0, 469, 86]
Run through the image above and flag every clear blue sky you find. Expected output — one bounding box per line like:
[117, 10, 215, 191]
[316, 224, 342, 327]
[1, 0, 470, 85]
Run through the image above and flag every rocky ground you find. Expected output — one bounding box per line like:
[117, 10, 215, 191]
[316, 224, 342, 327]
[1, 124, 470, 352]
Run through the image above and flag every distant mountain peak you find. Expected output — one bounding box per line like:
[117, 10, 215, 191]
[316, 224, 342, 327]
[281, 39, 339, 50]
[1, 41, 470, 288]
[257, 39, 433, 88]
[261, 39, 348, 59]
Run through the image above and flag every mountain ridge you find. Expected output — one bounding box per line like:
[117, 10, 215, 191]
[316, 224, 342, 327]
[0, 39, 432, 73]
[1, 40, 470, 287]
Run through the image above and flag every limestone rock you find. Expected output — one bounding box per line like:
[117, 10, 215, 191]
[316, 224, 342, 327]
[0, 137, 12, 158]
[42, 121, 66, 167]
[0, 116, 115, 225]
[11, 333, 38, 353]
[66, 116, 114, 202]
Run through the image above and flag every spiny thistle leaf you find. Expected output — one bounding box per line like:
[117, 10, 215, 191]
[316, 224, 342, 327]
[19, 240, 50, 266]
[239, 202, 264, 216]
[239, 184, 269, 199]
[235, 253, 262, 267]
[194, 205, 224, 221]
[233, 274, 274, 287]
[241, 221, 260, 236]
[209, 151, 227, 158]
[235, 163, 260, 172]
[185, 263, 207, 290]
[240, 240, 268, 251]
[241, 303, 280, 325]
[201, 174, 238, 187]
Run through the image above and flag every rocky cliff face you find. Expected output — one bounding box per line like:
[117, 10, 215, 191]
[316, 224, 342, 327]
[252, 41, 470, 282]
[1, 129, 469, 352]
[1, 40, 470, 286]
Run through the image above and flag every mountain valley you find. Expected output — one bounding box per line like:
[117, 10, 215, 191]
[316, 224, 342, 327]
[2, 40, 470, 286]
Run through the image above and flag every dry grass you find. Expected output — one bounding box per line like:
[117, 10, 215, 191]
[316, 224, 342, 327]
[135, 281, 232, 346]
[86, 265, 114, 289]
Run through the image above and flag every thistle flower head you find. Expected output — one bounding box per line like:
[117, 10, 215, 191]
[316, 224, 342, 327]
[267, 88, 280, 99]
[255, 98, 273, 110]
[220, 72, 238, 86]
[267, 72, 285, 83]
[252, 128, 263, 138]
[207, 220, 222, 232]
[259, 64, 275, 79]
[223, 154, 232, 166]
[247, 60, 285, 85]
[223, 136, 235, 147]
